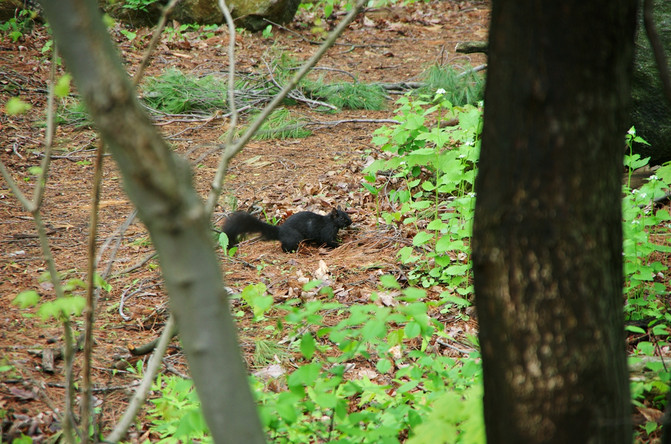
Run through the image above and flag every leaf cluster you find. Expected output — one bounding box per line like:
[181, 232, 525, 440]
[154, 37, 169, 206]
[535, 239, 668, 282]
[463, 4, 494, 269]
[142, 280, 483, 443]
[363, 93, 481, 300]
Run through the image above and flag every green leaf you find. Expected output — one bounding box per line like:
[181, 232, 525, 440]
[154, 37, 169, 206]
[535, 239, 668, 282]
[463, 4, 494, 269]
[410, 200, 431, 210]
[218, 232, 230, 250]
[362, 182, 378, 195]
[303, 280, 323, 291]
[646, 360, 665, 372]
[37, 296, 86, 320]
[94, 273, 112, 292]
[387, 328, 404, 347]
[13, 290, 40, 308]
[240, 283, 273, 318]
[440, 293, 471, 307]
[403, 287, 426, 301]
[54, 74, 72, 98]
[379, 274, 401, 289]
[435, 235, 456, 253]
[404, 113, 425, 130]
[651, 323, 669, 336]
[276, 392, 301, 424]
[376, 358, 392, 373]
[412, 231, 433, 246]
[421, 181, 436, 191]
[288, 362, 321, 391]
[300, 332, 316, 360]
[371, 135, 389, 146]
[361, 318, 386, 341]
[5, 97, 32, 115]
[102, 13, 115, 28]
[426, 219, 447, 231]
[312, 390, 337, 409]
[636, 341, 655, 356]
[404, 321, 421, 338]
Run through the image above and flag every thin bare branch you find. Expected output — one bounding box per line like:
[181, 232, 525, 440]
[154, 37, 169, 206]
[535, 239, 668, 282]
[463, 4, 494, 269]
[81, 140, 105, 444]
[105, 316, 176, 443]
[0, 161, 32, 210]
[217, 0, 239, 149]
[97, 209, 138, 280]
[31, 46, 59, 211]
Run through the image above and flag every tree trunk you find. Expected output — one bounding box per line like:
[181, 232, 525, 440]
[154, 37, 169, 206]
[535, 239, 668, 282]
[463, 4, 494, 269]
[36, 1, 265, 442]
[472, 1, 637, 442]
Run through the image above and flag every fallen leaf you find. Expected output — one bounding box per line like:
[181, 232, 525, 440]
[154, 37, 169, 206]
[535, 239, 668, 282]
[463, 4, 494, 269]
[8, 386, 37, 400]
[638, 406, 664, 423]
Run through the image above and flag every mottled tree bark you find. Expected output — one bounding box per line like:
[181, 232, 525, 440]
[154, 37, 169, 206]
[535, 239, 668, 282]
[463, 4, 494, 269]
[472, 1, 637, 442]
[36, 1, 265, 442]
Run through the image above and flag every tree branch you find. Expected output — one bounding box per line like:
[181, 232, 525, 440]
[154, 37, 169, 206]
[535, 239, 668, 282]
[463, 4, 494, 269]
[105, 316, 176, 443]
[81, 140, 104, 444]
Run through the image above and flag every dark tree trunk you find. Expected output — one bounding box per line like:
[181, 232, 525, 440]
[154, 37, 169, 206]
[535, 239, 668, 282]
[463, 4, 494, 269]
[472, 1, 637, 442]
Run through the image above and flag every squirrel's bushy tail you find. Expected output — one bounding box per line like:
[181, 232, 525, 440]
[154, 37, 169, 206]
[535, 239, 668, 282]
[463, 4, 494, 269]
[222, 212, 280, 245]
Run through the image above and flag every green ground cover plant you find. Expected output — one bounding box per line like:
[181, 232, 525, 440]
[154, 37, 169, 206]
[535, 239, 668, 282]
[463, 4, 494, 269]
[142, 282, 483, 443]
[416, 64, 484, 106]
[13, 85, 671, 441]
[135, 94, 671, 442]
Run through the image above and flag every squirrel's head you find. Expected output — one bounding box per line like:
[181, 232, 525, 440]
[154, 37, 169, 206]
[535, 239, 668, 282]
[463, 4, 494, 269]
[331, 208, 352, 228]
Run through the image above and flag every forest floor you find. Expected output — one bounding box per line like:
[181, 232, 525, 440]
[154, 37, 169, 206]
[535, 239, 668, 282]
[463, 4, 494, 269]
[0, 1, 490, 441]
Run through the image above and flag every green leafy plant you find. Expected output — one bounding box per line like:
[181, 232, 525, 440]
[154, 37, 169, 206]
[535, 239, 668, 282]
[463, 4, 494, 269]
[251, 108, 312, 140]
[119, 28, 137, 42]
[141, 68, 230, 114]
[143, 282, 482, 442]
[304, 81, 387, 110]
[218, 232, 238, 257]
[364, 92, 481, 297]
[0, 9, 38, 42]
[12, 274, 111, 321]
[417, 64, 484, 106]
[252, 287, 483, 442]
[621, 128, 671, 323]
[240, 283, 274, 320]
[147, 374, 211, 443]
[5, 97, 33, 115]
[122, 0, 159, 12]
[56, 99, 92, 128]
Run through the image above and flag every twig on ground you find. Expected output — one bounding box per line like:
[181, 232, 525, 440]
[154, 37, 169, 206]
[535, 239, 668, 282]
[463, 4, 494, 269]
[97, 209, 138, 280]
[116, 251, 158, 275]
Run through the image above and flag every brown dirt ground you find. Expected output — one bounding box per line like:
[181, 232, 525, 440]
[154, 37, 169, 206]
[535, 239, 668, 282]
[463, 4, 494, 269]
[0, 2, 489, 441]
[15, 1, 663, 442]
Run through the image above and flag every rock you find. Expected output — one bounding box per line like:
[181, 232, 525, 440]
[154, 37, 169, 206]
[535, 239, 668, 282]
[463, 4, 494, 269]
[98, 0, 301, 31]
[222, 0, 302, 31]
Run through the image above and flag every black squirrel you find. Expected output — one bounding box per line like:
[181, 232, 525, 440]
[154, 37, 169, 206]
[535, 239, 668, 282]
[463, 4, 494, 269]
[223, 208, 352, 252]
